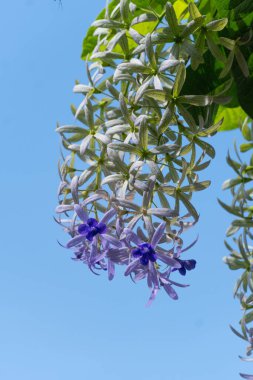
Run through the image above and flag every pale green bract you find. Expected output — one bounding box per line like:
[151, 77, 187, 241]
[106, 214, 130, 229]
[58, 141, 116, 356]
[220, 118, 253, 375]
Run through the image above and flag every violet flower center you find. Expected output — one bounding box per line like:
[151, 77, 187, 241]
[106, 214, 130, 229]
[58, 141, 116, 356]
[132, 243, 157, 266]
[78, 218, 107, 242]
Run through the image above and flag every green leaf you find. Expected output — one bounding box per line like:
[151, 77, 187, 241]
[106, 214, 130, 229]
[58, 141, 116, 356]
[197, 118, 224, 136]
[232, 219, 253, 227]
[216, 106, 247, 131]
[222, 177, 243, 190]
[179, 95, 213, 107]
[233, 52, 253, 118]
[223, 256, 246, 270]
[235, 47, 249, 78]
[240, 143, 253, 153]
[218, 199, 244, 217]
[194, 138, 216, 158]
[108, 142, 140, 153]
[56, 125, 88, 134]
[230, 324, 247, 341]
[189, 2, 201, 19]
[81, 0, 119, 60]
[173, 63, 186, 97]
[120, 0, 130, 24]
[181, 17, 205, 38]
[139, 119, 148, 149]
[165, 2, 179, 36]
[145, 33, 156, 69]
[180, 181, 211, 192]
[177, 191, 199, 220]
[177, 103, 197, 129]
[219, 37, 235, 50]
[132, 0, 168, 15]
[219, 50, 234, 79]
[241, 118, 252, 141]
[206, 18, 228, 31]
[206, 32, 226, 63]
[245, 311, 253, 324]
[226, 224, 240, 236]
[144, 89, 169, 102]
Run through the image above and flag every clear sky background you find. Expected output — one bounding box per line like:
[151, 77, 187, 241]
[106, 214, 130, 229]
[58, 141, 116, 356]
[0, 1, 250, 379]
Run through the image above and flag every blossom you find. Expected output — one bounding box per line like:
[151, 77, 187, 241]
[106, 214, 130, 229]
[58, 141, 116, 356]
[132, 243, 157, 266]
[66, 205, 117, 249]
[78, 218, 107, 241]
[173, 258, 196, 276]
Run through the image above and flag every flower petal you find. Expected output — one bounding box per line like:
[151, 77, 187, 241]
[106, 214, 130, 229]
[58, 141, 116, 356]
[184, 259, 196, 271]
[74, 204, 88, 222]
[181, 236, 198, 253]
[100, 208, 116, 224]
[151, 222, 166, 247]
[164, 284, 178, 300]
[78, 224, 89, 235]
[87, 218, 99, 227]
[122, 228, 142, 245]
[146, 287, 159, 307]
[156, 252, 182, 268]
[66, 235, 86, 248]
[97, 222, 107, 234]
[101, 234, 122, 247]
[108, 259, 115, 281]
[125, 258, 140, 276]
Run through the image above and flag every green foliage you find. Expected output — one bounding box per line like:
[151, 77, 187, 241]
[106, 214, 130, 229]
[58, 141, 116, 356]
[221, 118, 253, 370]
[81, 0, 253, 128]
[215, 106, 247, 131]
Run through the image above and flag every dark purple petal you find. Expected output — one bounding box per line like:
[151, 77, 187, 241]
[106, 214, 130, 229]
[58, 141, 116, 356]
[132, 248, 142, 257]
[148, 252, 157, 262]
[184, 259, 196, 271]
[179, 266, 187, 276]
[86, 230, 97, 241]
[96, 222, 107, 234]
[87, 218, 99, 227]
[140, 253, 149, 266]
[78, 223, 89, 235]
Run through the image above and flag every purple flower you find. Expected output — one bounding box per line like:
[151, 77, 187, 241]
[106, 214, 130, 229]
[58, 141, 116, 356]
[132, 243, 157, 266]
[173, 258, 196, 276]
[78, 218, 107, 241]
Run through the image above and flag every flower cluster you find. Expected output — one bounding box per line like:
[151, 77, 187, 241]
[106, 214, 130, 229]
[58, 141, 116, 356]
[56, 0, 228, 304]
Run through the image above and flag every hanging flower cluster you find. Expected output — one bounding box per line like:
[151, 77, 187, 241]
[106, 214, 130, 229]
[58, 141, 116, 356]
[56, 0, 228, 305]
[220, 118, 253, 378]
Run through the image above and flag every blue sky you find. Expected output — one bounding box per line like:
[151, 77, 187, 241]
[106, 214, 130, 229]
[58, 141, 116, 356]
[0, 1, 250, 379]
